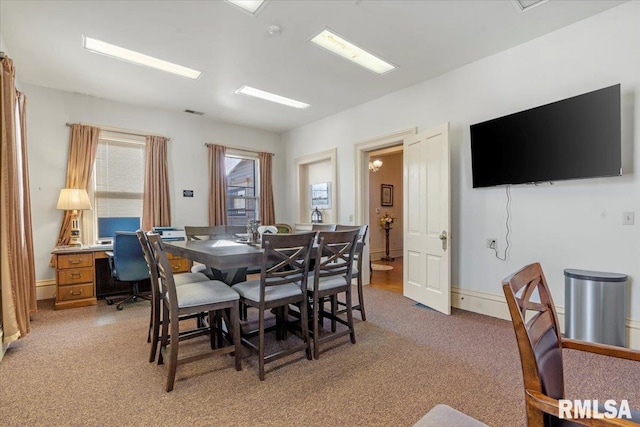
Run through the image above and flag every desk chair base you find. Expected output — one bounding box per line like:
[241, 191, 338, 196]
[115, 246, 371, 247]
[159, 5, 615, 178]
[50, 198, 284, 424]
[106, 282, 151, 310]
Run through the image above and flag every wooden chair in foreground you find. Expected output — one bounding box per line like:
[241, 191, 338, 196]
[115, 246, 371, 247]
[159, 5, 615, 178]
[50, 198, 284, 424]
[502, 262, 640, 426]
[232, 232, 316, 380]
[148, 233, 242, 392]
[136, 230, 210, 363]
[335, 224, 369, 321]
[309, 229, 360, 359]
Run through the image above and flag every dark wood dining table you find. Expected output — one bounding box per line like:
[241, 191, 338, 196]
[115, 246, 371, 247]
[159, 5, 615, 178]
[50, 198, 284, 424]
[163, 239, 263, 285]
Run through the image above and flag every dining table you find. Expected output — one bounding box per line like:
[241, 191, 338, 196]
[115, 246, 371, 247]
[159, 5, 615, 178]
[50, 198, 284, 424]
[163, 238, 263, 285]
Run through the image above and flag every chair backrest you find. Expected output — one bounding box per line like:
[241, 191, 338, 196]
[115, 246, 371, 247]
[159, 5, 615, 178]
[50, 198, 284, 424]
[273, 223, 293, 233]
[314, 229, 360, 281]
[112, 231, 150, 282]
[502, 262, 565, 427]
[184, 225, 246, 241]
[311, 223, 336, 231]
[136, 230, 160, 302]
[257, 232, 316, 302]
[148, 233, 179, 314]
[335, 225, 368, 266]
[257, 225, 278, 237]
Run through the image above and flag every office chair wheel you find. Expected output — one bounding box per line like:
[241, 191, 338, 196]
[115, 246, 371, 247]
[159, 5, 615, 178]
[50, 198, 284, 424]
[106, 299, 114, 305]
[117, 304, 124, 310]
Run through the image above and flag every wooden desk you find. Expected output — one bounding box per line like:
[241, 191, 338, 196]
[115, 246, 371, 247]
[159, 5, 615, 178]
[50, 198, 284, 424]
[51, 244, 189, 310]
[163, 239, 263, 285]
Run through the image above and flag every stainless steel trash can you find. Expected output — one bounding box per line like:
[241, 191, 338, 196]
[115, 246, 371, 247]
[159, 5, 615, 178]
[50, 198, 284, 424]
[564, 269, 627, 347]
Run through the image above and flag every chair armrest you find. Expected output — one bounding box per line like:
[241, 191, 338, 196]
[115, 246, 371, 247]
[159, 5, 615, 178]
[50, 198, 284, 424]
[562, 338, 640, 361]
[526, 390, 638, 427]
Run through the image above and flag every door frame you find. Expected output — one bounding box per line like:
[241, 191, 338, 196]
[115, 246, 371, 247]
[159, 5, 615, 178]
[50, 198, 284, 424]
[354, 128, 416, 285]
[295, 148, 338, 224]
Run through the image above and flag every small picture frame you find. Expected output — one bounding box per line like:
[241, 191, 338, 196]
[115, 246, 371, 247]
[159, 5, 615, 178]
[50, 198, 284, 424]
[381, 184, 393, 206]
[310, 182, 331, 209]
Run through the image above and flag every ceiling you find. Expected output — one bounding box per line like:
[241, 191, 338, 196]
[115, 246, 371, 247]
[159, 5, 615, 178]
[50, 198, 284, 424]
[0, 0, 627, 133]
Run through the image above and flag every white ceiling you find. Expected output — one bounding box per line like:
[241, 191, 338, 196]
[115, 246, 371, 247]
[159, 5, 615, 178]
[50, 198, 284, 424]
[0, 0, 627, 133]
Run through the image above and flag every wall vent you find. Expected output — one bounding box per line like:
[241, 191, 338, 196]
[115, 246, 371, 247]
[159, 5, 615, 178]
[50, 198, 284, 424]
[184, 109, 205, 115]
[511, 0, 550, 12]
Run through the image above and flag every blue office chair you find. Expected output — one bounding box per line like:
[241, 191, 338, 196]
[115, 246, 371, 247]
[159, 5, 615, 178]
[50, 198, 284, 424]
[106, 231, 152, 310]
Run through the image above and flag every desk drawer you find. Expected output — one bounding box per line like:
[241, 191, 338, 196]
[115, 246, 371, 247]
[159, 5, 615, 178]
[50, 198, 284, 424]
[168, 258, 189, 274]
[58, 267, 94, 285]
[57, 253, 93, 269]
[58, 283, 94, 301]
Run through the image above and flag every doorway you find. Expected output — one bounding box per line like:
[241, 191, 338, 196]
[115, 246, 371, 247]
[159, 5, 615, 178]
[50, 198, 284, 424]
[354, 128, 416, 292]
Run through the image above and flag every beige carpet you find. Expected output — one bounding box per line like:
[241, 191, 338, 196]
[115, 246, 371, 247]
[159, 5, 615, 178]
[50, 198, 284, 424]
[1, 287, 638, 426]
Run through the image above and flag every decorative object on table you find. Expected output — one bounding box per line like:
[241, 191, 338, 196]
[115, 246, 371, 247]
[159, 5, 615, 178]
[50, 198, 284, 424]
[368, 159, 383, 172]
[246, 219, 260, 243]
[311, 207, 323, 223]
[379, 212, 395, 261]
[56, 188, 92, 246]
[310, 182, 331, 209]
[381, 184, 393, 206]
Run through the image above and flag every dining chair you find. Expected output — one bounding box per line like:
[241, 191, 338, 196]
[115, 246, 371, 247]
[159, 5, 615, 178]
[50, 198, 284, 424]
[309, 229, 360, 359]
[503, 262, 640, 426]
[232, 231, 316, 380]
[274, 223, 293, 233]
[136, 230, 211, 363]
[335, 224, 369, 321]
[311, 223, 336, 231]
[148, 233, 242, 392]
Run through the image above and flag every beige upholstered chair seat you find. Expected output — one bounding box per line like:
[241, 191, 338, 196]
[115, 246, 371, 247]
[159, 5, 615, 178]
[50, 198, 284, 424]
[233, 279, 302, 302]
[174, 272, 209, 286]
[175, 280, 239, 308]
[308, 275, 347, 291]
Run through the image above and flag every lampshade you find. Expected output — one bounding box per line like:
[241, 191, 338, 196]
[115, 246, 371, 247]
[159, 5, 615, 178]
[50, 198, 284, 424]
[56, 188, 92, 211]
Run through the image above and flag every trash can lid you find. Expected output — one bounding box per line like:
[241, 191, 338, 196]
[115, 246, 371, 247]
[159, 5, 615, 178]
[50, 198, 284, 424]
[564, 268, 627, 282]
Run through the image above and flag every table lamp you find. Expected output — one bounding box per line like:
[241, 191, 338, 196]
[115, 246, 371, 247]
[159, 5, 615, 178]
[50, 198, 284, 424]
[56, 188, 92, 246]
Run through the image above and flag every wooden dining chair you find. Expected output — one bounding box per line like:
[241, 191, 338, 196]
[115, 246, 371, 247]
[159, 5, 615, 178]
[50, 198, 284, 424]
[274, 223, 293, 233]
[311, 223, 337, 231]
[231, 231, 316, 380]
[335, 224, 369, 320]
[309, 229, 360, 359]
[136, 230, 211, 363]
[148, 233, 242, 392]
[503, 263, 640, 426]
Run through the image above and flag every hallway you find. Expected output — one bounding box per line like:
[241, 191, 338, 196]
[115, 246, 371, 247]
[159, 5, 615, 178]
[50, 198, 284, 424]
[369, 257, 403, 294]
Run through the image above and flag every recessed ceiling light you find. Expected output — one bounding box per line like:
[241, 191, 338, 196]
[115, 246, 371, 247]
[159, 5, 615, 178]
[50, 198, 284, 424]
[235, 85, 310, 109]
[310, 28, 396, 75]
[225, 0, 268, 15]
[82, 36, 202, 80]
[510, 0, 550, 12]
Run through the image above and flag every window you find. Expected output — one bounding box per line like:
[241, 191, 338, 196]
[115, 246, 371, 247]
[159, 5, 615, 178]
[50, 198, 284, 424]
[225, 154, 259, 226]
[92, 131, 146, 241]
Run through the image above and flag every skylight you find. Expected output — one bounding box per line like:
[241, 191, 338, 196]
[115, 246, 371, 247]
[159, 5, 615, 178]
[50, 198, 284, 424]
[82, 36, 202, 80]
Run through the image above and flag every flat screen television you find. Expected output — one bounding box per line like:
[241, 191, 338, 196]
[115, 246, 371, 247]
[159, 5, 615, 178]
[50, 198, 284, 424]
[97, 217, 140, 242]
[470, 84, 621, 188]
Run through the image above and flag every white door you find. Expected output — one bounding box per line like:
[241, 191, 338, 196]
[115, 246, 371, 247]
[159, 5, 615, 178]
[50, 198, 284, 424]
[403, 122, 451, 315]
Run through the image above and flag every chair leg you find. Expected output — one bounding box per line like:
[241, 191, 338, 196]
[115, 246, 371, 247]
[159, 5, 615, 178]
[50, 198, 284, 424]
[258, 308, 266, 381]
[356, 274, 366, 321]
[158, 304, 170, 366]
[300, 298, 312, 361]
[166, 311, 180, 392]
[232, 300, 242, 371]
[346, 288, 356, 344]
[149, 298, 161, 363]
[312, 293, 320, 360]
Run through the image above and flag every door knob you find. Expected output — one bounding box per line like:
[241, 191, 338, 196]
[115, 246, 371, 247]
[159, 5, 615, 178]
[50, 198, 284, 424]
[439, 231, 448, 251]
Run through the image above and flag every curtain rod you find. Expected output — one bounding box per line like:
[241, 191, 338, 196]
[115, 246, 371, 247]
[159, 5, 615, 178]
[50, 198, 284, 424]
[204, 143, 274, 157]
[65, 122, 170, 141]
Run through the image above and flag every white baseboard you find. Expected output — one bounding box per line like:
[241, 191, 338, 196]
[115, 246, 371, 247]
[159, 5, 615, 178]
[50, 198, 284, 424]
[451, 286, 639, 350]
[36, 279, 56, 300]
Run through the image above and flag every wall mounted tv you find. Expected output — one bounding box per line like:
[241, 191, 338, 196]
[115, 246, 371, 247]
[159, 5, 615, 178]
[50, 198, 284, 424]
[470, 84, 621, 188]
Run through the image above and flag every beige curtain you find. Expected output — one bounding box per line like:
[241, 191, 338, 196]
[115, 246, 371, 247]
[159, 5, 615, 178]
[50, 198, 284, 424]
[55, 124, 99, 247]
[208, 144, 227, 226]
[142, 135, 171, 230]
[1, 56, 37, 342]
[259, 152, 275, 225]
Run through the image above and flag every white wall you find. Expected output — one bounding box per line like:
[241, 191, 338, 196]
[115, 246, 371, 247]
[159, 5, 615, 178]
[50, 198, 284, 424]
[24, 84, 284, 282]
[282, 3, 640, 322]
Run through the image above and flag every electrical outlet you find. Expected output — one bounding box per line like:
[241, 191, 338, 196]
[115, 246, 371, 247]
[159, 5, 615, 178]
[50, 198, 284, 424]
[486, 238, 497, 250]
[623, 212, 635, 225]
[348, 214, 354, 223]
